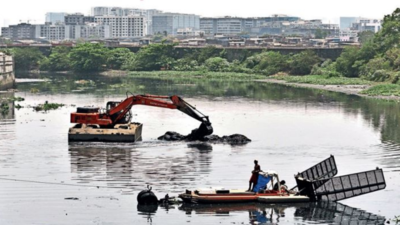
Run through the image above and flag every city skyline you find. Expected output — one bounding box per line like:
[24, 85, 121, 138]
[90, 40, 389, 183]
[1, 0, 399, 28]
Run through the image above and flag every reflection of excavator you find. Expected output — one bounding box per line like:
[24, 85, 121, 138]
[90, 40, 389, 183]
[68, 94, 213, 142]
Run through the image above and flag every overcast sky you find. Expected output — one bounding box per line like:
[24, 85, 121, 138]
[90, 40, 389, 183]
[1, 0, 399, 27]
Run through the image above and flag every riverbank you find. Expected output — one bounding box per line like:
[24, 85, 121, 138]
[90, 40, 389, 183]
[124, 71, 400, 101]
[257, 78, 400, 101]
[17, 70, 400, 101]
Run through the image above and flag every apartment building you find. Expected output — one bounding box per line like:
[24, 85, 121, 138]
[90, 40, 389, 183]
[73, 24, 111, 39]
[1, 23, 36, 40]
[65, 13, 95, 25]
[200, 15, 301, 35]
[35, 24, 70, 41]
[152, 13, 200, 36]
[95, 16, 145, 38]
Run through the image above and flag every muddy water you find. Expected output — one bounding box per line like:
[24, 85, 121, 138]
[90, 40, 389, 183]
[0, 73, 399, 224]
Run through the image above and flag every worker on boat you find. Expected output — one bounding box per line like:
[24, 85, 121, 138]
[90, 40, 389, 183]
[248, 160, 261, 192]
[273, 180, 289, 193]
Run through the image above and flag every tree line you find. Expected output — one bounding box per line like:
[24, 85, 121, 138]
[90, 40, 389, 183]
[4, 43, 321, 75]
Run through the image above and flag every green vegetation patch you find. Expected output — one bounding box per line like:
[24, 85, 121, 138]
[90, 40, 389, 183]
[272, 75, 373, 85]
[360, 84, 400, 96]
[34, 101, 65, 111]
[128, 71, 265, 81]
[1, 102, 9, 115]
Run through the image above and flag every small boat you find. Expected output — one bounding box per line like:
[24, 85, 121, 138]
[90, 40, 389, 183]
[179, 171, 310, 204]
[179, 156, 387, 205]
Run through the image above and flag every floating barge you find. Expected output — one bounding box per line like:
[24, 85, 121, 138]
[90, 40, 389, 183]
[68, 122, 143, 142]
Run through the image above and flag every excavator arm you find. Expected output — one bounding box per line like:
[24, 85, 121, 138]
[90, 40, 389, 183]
[107, 94, 213, 138]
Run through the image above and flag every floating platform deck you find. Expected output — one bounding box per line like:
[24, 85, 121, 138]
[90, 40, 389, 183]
[68, 122, 143, 143]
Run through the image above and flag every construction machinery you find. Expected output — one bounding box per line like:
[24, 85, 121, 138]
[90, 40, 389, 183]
[68, 93, 213, 142]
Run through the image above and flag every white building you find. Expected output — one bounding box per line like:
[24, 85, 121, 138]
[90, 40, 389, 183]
[45, 12, 67, 24]
[35, 24, 70, 41]
[91, 7, 161, 34]
[94, 16, 146, 38]
[35, 24, 111, 41]
[340, 17, 382, 33]
[352, 18, 382, 33]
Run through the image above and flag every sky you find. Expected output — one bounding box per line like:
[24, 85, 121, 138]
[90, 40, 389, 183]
[1, 0, 399, 27]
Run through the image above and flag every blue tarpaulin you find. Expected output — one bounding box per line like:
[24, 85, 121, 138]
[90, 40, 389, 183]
[252, 174, 271, 192]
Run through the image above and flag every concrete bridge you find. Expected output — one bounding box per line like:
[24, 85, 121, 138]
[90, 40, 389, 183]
[0, 53, 15, 90]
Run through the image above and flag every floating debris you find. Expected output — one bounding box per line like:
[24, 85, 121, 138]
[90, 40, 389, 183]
[158, 131, 251, 145]
[64, 197, 79, 201]
[30, 88, 39, 93]
[33, 101, 65, 112]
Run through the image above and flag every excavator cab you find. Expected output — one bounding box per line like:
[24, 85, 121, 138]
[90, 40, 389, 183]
[106, 101, 132, 125]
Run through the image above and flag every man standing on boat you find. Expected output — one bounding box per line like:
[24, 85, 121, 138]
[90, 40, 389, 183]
[248, 160, 261, 191]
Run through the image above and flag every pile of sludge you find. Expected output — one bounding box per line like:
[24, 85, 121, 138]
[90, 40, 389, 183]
[158, 131, 251, 145]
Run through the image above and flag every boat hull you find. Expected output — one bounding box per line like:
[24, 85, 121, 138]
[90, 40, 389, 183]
[179, 190, 309, 204]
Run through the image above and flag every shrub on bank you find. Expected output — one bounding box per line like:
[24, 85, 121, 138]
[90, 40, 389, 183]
[361, 84, 400, 96]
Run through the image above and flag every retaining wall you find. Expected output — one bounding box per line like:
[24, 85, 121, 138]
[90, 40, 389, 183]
[0, 53, 15, 90]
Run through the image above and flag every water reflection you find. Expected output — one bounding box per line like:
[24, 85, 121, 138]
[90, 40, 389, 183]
[146, 202, 385, 225]
[69, 143, 212, 193]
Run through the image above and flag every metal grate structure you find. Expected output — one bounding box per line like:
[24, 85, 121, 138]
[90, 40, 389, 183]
[299, 155, 338, 181]
[314, 168, 386, 202]
[295, 156, 386, 202]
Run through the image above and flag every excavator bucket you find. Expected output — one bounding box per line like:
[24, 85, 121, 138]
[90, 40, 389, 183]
[189, 122, 213, 141]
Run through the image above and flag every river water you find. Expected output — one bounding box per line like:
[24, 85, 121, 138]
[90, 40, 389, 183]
[0, 73, 399, 224]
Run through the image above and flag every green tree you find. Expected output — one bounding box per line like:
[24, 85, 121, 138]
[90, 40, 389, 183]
[373, 8, 400, 53]
[69, 43, 109, 72]
[204, 57, 230, 72]
[40, 46, 71, 71]
[13, 47, 44, 71]
[335, 47, 360, 77]
[289, 51, 320, 75]
[106, 48, 135, 70]
[358, 31, 375, 44]
[198, 46, 223, 64]
[124, 43, 177, 71]
[254, 51, 289, 75]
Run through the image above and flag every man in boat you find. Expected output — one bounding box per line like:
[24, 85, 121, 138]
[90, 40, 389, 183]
[273, 180, 289, 193]
[248, 160, 261, 191]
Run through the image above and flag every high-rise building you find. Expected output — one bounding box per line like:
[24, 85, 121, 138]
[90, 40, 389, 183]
[45, 12, 67, 24]
[200, 15, 301, 35]
[1, 23, 36, 40]
[152, 13, 200, 36]
[65, 13, 95, 25]
[35, 24, 70, 41]
[91, 7, 161, 35]
[95, 16, 145, 38]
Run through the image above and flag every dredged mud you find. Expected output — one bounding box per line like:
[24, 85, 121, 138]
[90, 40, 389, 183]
[158, 131, 251, 145]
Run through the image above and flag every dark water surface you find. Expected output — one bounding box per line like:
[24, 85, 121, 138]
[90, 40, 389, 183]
[0, 73, 399, 224]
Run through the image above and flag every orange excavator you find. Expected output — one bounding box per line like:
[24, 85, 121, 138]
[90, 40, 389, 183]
[69, 93, 213, 142]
